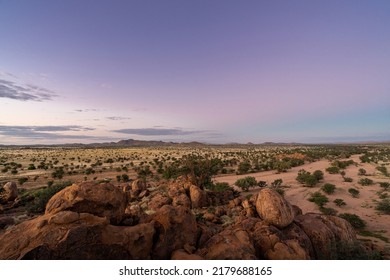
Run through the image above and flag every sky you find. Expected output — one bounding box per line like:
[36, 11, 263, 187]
[0, 0, 389, 145]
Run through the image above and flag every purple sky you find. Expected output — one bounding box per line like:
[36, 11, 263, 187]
[1, 0, 389, 144]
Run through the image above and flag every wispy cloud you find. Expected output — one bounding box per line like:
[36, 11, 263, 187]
[106, 116, 132, 121]
[0, 125, 95, 139]
[0, 78, 57, 101]
[112, 128, 205, 136]
[74, 109, 100, 113]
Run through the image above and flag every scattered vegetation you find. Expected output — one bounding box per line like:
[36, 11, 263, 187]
[339, 213, 366, 229]
[235, 176, 257, 192]
[333, 198, 346, 207]
[358, 178, 374, 186]
[348, 188, 360, 198]
[308, 192, 329, 207]
[321, 183, 336, 195]
[375, 199, 390, 214]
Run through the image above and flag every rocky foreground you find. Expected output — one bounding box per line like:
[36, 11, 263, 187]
[0, 178, 378, 259]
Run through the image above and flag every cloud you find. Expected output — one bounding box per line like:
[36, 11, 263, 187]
[74, 109, 100, 113]
[111, 128, 205, 136]
[106, 116, 132, 121]
[0, 78, 57, 101]
[0, 125, 95, 139]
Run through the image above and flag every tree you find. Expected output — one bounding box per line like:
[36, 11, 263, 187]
[235, 176, 257, 192]
[237, 161, 251, 174]
[136, 165, 152, 186]
[296, 169, 318, 187]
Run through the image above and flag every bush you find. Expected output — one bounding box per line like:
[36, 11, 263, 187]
[209, 182, 232, 192]
[379, 182, 390, 190]
[271, 179, 283, 188]
[296, 169, 318, 187]
[258, 180, 267, 188]
[321, 183, 336, 195]
[358, 178, 374, 186]
[375, 199, 390, 214]
[235, 176, 257, 192]
[308, 192, 329, 207]
[343, 177, 353, 182]
[313, 170, 324, 181]
[320, 207, 338, 216]
[376, 166, 389, 177]
[25, 181, 72, 214]
[326, 166, 340, 174]
[274, 188, 285, 196]
[348, 188, 360, 198]
[339, 213, 366, 229]
[334, 198, 346, 207]
[18, 177, 28, 185]
[358, 168, 367, 176]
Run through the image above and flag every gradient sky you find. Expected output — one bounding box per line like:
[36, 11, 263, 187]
[1, 0, 389, 144]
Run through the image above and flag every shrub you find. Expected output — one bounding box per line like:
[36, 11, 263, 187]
[339, 213, 366, 229]
[358, 168, 367, 176]
[235, 176, 257, 192]
[27, 164, 36, 170]
[343, 177, 353, 182]
[274, 188, 285, 196]
[271, 179, 283, 188]
[18, 177, 28, 185]
[25, 181, 72, 214]
[375, 199, 390, 214]
[376, 166, 389, 177]
[296, 169, 318, 187]
[121, 174, 129, 182]
[237, 161, 251, 174]
[348, 188, 360, 198]
[313, 170, 324, 181]
[358, 178, 374, 186]
[308, 192, 329, 207]
[321, 183, 336, 195]
[320, 207, 338, 216]
[379, 182, 390, 190]
[326, 166, 340, 174]
[334, 198, 346, 207]
[258, 180, 267, 188]
[209, 182, 232, 192]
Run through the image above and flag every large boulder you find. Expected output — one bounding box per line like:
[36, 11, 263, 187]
[152, 205, 197, 259]
[45, 182, 127, 225]
[0, 211, 155, 259]
[189, 185, 208, 208]
[1, 182, 18, 202]
[131, 179, 146, 194]
[197, 228, 256, 260]
[255, 189, 294, 229]
[294, 213, 357, 259]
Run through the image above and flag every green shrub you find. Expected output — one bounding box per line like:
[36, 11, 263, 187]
[271, 179, 283, 188]
[296, 169, 318, 187]
[274, 188, 285, 196]
[257, 180, 267, 188]
[320, 207, 338, 216]
[348, 188, 360, 198]
[18, 177, 28, 185]
[376, 166, 389, 177]
[313, 170, 324, 181]
[326, 166, 340, 174]
[379, 182, 390, 190]
[235, 176, 257, 191]
[375, 199, 390, 214]
[209, 182, 232, 192]
[343, 177, 353, 182]
[339, 213, 366, 229]
[308, 192, 329, 207]
[25, 181, 72, 214]
[321, 183, 336, 194]
[334, 198, 346, 207]
[358, 178, 374, 186]
[358, 168, 367, 176]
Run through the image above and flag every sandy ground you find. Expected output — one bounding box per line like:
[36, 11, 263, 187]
[215, 154, 390, 249]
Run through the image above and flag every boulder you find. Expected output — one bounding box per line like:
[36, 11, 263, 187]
[45, 182, 127, 225]
[171, 249, 204, 260]
[198, 228, 256, 260]
[294, 213, 357, 259]
[255, 189, 294, 228]
[2, 182, 18, 202]
[148, 193, 172, 211]
[0, 211, 155, 259]
[0, 216, 15, 229]
[189, 185, 208, 208]
[152, 205, 197, 259]
[131, 179, 146, 193]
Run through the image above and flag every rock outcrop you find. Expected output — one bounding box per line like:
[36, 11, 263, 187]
[255, 188, 294, 229]
[1, 182, 18, 202]
[45, 182, 127, 225]
[0, 181, 367, 260]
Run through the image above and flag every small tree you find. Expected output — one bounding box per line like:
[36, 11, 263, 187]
[334, 198, 346, 207]
[235, 176, 257, 192]
[321, 183, 336, 195]
[348, 188, 360, 198]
